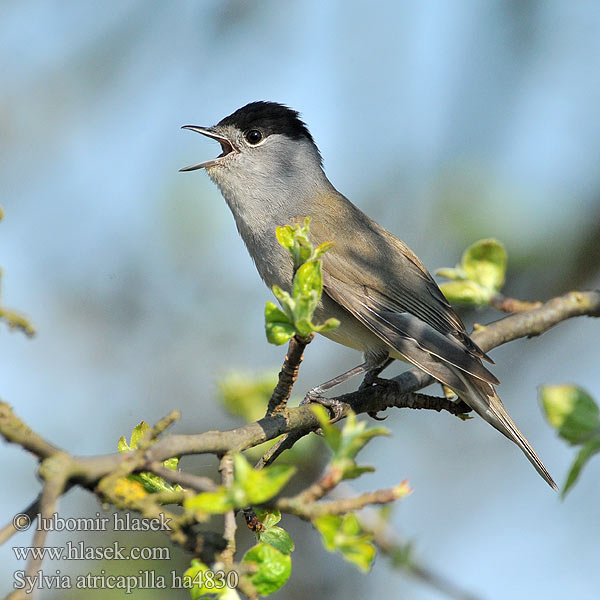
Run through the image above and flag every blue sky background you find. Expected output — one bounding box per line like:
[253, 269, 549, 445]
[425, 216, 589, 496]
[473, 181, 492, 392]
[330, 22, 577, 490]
[1, 2, 599, 598]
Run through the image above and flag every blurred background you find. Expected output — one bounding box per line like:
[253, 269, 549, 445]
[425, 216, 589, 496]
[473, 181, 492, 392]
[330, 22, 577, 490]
[1, 1, 599, 598]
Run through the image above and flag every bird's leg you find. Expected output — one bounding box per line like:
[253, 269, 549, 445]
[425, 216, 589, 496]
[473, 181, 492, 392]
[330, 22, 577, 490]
[303, 362, 371, 421]
[356, 356, 397, 420]
[359, 357, 395, 390]
[303, 354, 391, 421]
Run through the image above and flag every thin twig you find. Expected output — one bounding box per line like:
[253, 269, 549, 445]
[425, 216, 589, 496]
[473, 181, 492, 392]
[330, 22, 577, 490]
[276, 482, 411, 520]
[255, 429, 309, 470]
[219, 454, 236, 564]
[0, 495, 41, 545]
[266, 334, 313, 416]
[147, 462, 217, 492]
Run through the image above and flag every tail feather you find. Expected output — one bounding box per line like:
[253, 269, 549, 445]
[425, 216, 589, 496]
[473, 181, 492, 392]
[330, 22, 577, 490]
[459, 375, 558, 491]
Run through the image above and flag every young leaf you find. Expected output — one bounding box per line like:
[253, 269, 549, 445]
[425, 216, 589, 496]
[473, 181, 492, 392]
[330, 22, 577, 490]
[243, 542, 292, 596]
[313, 513, 376, 572]
[218, 371, 278, 422]
[334, 411, 389, 462]
[271, 286, 294, 320]
[439, 280, 490, 306]
[462, 238, 507, 292]
[259, 526, 295, 555]
[266, 219, 339, 344]
[275, 225, 294, 252]
[183, 559, 229, 599]
[265, 301, 295, 346]
[435, 266, 466, 281]
[184, 488, 234, 515]
[255, 508, 281, 529]
[118, 422, 182, 494]
[233, 453, 296, 505]
[313, 317, 341, 333]
[437, 239, 507, 306]
[562, 438, 600, 497]
[293, 261, 323, 299]
[541, 385, 600, 445]
[311, 405, 342, 448]
[130, 421, 151, 449]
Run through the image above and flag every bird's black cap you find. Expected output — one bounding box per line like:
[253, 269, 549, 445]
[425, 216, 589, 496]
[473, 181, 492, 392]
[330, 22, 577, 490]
[217, 101, 316, 146]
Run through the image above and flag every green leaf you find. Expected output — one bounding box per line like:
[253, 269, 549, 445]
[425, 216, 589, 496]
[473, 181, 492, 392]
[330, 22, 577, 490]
[312, 407, 388, 482]
[117, 422, 182, 494]
[163, 456, 179, 471]
[275, 225, 294, 252]
[461, 238, 507, 292]
[313, 513, 376, 572]
[255, 508, 281, 528]
[316, 409, 388, 461]
[313, 317, 340, 333]
[338, 463, 375, 480]
[183, 559, 229, 599]
[259, 526, 295, 555]
[218, 371, 278, 422]
[271, 286, 294, 319]
[439, 280, 491, 306]
[437, 239, 507, 306]
[233, 454, 296, 505]
[131, 472, 180, 494]
[265, 302, 295, 345]
[130, 421, 151, 448]
[267, 220, 340, 342]
[243, 542, 292, 596]
[264, 301, 291, 326]
[541, 385, 600, 445]
[293, 261, 323, 299]
[311, 405, 341, 447]
[184, 488, 234, 515]
[313, 241, 335, 258]
[435, 267, 466, 281]
[275, 220, 312, 270]
[563, 438, 600, 497]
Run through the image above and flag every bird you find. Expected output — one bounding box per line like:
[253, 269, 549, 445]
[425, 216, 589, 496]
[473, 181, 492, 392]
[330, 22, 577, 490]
[180, 101, 556, 489]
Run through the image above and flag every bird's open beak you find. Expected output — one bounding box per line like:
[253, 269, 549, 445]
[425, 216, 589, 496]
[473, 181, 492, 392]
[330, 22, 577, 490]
[179, 126, 235, 171]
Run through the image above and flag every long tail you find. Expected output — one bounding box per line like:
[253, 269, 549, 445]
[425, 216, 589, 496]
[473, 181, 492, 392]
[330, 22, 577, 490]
[459, 374, 558, 490]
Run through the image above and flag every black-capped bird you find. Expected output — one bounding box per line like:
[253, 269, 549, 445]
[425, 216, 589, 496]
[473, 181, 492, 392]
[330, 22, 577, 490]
[181, 101, 556, 489]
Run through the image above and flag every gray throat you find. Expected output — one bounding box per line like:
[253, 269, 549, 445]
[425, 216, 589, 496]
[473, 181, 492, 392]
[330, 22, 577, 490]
[208, 155, 333, 290]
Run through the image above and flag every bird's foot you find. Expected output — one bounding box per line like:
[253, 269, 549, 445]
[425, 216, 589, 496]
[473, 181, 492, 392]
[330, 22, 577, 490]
[359, 375, 398, 420]
[453, 398, 473, 416]
[302, 388, 348, 423]
[366, 376, 400, 392]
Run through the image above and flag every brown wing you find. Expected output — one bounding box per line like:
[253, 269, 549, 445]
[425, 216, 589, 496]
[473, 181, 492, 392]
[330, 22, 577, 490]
[302, 200, 497, 385]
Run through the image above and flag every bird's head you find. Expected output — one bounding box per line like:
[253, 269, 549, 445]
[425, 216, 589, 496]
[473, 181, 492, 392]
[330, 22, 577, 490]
[180, 101, 324, 198]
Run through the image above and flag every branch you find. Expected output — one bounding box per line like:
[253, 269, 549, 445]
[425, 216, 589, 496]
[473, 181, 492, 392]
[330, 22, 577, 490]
[1, 289, 598, 598]
[490, 293, 542, 313]
[266, 334, 313, 416]
[2, 291, 598, 483]
[219, 453, 236, 564]
[275, 482, 411, 520]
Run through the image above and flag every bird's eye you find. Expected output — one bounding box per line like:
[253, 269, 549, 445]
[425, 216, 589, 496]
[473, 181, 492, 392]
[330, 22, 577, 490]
[245, 129, 263, 145]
